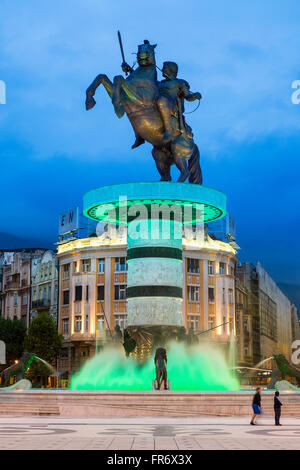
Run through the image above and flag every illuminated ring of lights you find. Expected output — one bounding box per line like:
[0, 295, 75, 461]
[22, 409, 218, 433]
[83, 182, 226, 225]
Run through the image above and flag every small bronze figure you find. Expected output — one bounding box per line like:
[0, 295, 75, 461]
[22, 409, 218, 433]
[154, 347, 168, 390]
[85, 35, 202, 184]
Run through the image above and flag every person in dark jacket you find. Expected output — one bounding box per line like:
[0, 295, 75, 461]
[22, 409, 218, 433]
[250, 387, 261, 425]
[274, 391, 283, 425]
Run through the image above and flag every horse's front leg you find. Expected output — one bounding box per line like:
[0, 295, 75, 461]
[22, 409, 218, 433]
[112, 75, 143, 118]
[85, 74, 113, 110]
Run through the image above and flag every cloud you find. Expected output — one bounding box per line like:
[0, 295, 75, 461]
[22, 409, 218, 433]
[0, 0, 300, 284]
[1, 0, 300, 162]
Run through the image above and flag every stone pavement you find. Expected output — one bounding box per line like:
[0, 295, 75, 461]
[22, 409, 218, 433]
[0, 415, 300, 450]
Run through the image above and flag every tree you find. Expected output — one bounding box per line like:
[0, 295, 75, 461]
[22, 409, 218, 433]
[24, 313, 63, 384]
[0, 317, 26, 367]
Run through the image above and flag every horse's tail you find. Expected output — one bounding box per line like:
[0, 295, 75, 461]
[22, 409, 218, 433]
[188, 144, 202, 185]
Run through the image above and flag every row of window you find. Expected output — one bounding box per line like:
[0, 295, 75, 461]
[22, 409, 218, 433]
[187, 258, 234, 276]
[63, 258, 233, 277]
[188, 315, 234, 332]
[62, 257, 128, 278]
[62, 284, 234, 304]
[187, 286, 234, 303]
[10, 292, 28, 306]
[62, 314, 126, 334]
[62, 284, 127, 305]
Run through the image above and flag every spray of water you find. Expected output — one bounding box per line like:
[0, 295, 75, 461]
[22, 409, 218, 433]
[71, 341, 239, 391]
[254, 357, 273, 369]
[33, 356, 55, 373]
[228, 330, 236, 370]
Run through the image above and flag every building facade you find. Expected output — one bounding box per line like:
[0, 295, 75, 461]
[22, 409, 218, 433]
[235, 262, 296, 368]
[56, 230, 237, 376]
[1, 249, 47, 328]
[291, 304, 300, 343]
[30, 250, 58, 323]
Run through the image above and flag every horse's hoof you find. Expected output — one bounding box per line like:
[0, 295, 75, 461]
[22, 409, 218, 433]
[131, 137, 145, 149]
[113, 104, 125, 118]
[85, 97, 96, 110]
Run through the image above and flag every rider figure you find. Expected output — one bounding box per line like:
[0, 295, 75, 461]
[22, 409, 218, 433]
[122, 60, 202, 149]
[158, 61, 202, 143]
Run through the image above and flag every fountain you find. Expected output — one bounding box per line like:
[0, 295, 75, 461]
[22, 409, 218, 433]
[0, 352, 55, 390]
[71, 341, 239, 391]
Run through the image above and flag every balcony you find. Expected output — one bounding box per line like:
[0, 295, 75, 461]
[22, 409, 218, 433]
[32, 299, 51, 310]
[4, 281, 20, 290]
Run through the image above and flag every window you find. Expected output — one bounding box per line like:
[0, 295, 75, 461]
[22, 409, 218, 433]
[96, 315, 105, 331]
[219, 262, 226, 274]
[208, 316, 215, 330]
[97, 285, 105, 301]
[85, 315, 89, 331]
[188, 315, 200, 331]
[98, 258, 105, 273]
[115, 257, 127, 272]
[115, 285, 126, 300]
[73, 261, 79, 273]
[74, 316, 82, 332]
[208, 261, 214, 275]
[62, 318, 69, 334]
[222, 288, 226, 304]
[187, 258, 199, 274]
[82, 259, 91, 273]
[63, 264, 70, 279]
[114, 314, 127, 332]
[22, 293, 28, 306]
[208, 287, 214, 302]
[230, 266, 234, 276]
[60, 348, 68, 358]
[187, 285, 200, 302]
[86, 285, 89, 301]
[228, 289, 233, 304]
[75, 285, 82, 301]
[14, 293, 18, 306]
[63, 290, 69, 305]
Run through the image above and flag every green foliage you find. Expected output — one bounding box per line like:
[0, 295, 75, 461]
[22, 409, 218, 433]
[24, 312, 63, 364]
[24, 313, 63, 383]
[0, 317, 26, 365]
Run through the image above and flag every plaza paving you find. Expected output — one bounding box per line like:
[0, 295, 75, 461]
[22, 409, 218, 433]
[0, 415, 300, 450]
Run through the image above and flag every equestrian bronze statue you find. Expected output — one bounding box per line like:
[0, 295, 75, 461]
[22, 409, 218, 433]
[85, 35, 202, 184]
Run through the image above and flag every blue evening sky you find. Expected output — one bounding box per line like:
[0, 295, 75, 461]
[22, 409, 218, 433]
[0, 0, 299, 284]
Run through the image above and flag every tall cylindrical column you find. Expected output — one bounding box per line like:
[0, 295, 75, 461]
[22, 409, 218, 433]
[127, 218, 183, 326]
[125, 216, 183, 359]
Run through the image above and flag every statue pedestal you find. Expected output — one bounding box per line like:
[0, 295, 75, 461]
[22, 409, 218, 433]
[83, 181, 226, 359]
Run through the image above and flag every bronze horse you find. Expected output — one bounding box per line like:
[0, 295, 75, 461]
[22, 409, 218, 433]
[85, 40, 202, 184]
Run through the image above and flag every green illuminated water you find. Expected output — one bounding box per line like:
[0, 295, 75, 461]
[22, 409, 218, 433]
[71, 342, 239, 391]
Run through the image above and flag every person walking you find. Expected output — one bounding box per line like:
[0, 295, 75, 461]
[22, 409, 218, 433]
[250, 387, 262, 425]
[274, 391, 283, 426]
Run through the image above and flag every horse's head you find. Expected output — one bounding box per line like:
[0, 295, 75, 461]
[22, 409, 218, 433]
[137, 40, 157, 67]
